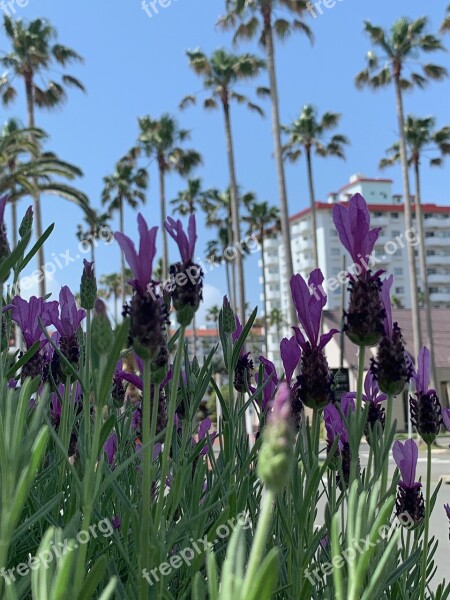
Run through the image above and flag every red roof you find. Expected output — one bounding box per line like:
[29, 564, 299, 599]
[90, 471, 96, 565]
[289, 202, 450, 223]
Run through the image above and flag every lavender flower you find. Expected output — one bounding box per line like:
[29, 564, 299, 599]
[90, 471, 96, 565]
[233, 315, 253, 393]
[280, 335, 302, 429]
[410, 347, 442, 445]
[290, 269, 338, 410]
[256, 356, 279, 412]
[445, 504, 450, 540]
[360, 371, 387, 436]
[194, 418, 218, 457]
[257, 383, 295, 492]
[324, 397, 357, 488]
[371, 275, 413, 395]
[393, 439, 424, 527]
[165, 215, 203, 326]
[11, 296, 59, 380]
[116, 214, 169, 373]
[104, 432, 118, 467]
[80, 259, 97, 310]
[332, 193, 385, 347]
[49, 287, 86, 369]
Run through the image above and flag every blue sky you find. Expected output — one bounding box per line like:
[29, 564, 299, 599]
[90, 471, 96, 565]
[1, 0, 449, 323]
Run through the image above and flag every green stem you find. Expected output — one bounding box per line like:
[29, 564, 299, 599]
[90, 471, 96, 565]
[84, 310, 91, 454]
[312, 408, 320, 464]
[139, 359, 152, 600]
[241, 489, 275, 598]
[155, 325, 185, 527]
[419, 443, 432, 600]
[380, 393, 394, 497]
[355, 346, 365, 424]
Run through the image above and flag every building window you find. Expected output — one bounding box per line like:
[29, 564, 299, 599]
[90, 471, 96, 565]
[394, 267, 403, 276]
[392, 230, 401, 238]
[331, 247, 340, 256]
[395, 287, 404, 294]
[391, 212, 399, 218]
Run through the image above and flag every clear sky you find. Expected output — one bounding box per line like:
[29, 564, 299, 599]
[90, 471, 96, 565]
[1, 0, 449, 324]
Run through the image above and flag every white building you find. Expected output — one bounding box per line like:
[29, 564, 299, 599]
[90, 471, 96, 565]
[261, 174, 450, 368]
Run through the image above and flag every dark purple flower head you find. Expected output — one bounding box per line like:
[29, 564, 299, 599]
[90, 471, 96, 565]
[393, 439, 420, 489]
[115, 213, 158, 294]
[11, 296, 59, 349]
[324, 403, 349, 450]
[257, 356, 279, 411]
[112, 516, 121, 530]
[104, 433, 118, 467]
[290, 269, 339, 350]
[332, 193, 381, 271]
[280, 336, 301, 385]
[414, 347, 433, 396]
[52, 286, 86, 338]
[165, 215, 197, 263]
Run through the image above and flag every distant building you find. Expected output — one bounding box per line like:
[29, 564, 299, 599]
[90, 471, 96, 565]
[173, 326, 265, 361]
[261, 174, 450, 368]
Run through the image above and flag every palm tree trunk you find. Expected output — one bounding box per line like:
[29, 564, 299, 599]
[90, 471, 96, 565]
[394, 76, 422, 358]
[25, 75, 45, 297]
[306, 147, 319, 268]
[119, 196, 126, 307]
[260, 227, 269, 354]
[159, 159, 169, 281]
[222, 98, 246, 322]
[113, 289, 118, 324]
[263, 10, 296, 327]
[414, 160, 437, 388]
[225, 255, 233, 304]
[227, 220, 237, 308]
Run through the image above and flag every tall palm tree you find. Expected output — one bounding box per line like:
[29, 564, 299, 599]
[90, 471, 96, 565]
[380, 115, 450, 387]
[182, 48, 265, 322]
[101, 153, 148, 305]
[219, 0, 313, 325]
[0, 121, 91, 248]
[0, 16, 85, 296]
[269, 306, 285, 340]
[355, 17, 447, 359]
[282, 105, 349, 267]
[243, 200, 279, 353]
[206, 304, 221, 326]
[76, 208, 110, 262]
[137, 113, 202, 280]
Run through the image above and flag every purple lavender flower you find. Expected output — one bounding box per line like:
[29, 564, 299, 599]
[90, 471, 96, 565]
[410, 347, 442, 445]
[290, 269, 338, 410]
[393, 439, 424, 526]
[445, 504, 450, 541]
[49, 287, 86, 368]
[194, 418, 218, 457]
[232, 315, 254, 393]
[80, 259, 97, 310]
[111, 516, 121, 530]
[257, 356, 279, 412]
[332, 193, 385, 347]
[371, 275, 413, 395]
[324, 398, 357, 488]
[442, 408, 450, 432]
[11, 296, 59, 380]
[357, 371, 387, 436]
[164, 214, 203, 326]
[115, 214, 158, 294]
[280, 336, 303, 429]
[104, 432, 118, 467]
[117, 214, 169, 370]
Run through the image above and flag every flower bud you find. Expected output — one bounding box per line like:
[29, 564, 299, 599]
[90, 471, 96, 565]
[80, 260, 97, 310]
[19, 206, 33, 239]
[92, 299, 113, 355]
[222, 295, 237, 334]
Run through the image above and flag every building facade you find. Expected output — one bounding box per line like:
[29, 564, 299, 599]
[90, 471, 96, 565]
[261, 174, 450, 367]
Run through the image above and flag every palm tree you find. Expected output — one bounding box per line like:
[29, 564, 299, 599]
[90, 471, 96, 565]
[206, 305, 220, 326]
[441, 5, 450, 33]
[0, 120, 91, 248]
[99, 272, 122, 324]
[137, 113, 202, 280]
[243, 200, 279, 353]
[355, 17, 447, 358]
[0, 16, 85, 296]
[269, 306, 286, 340]
[182, 48, 265, 322]
[170, 177, 206, 216]
[380, 115, 450, 387]
[76, 208, 110, 262]
[283, 105, 349, 267]
[101, 153, 148, 305]
[219, 0, 313, 326]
